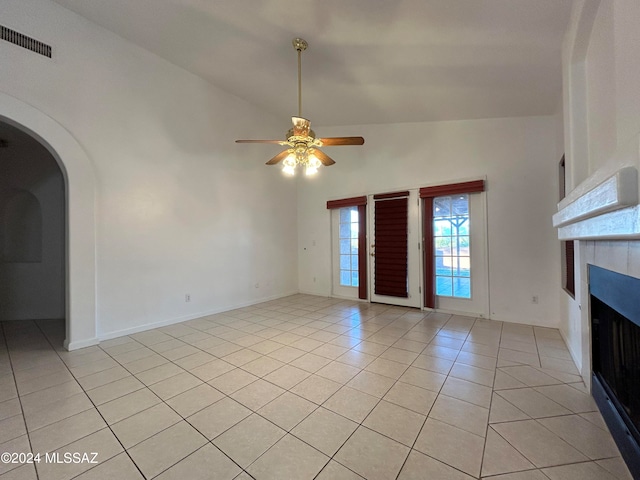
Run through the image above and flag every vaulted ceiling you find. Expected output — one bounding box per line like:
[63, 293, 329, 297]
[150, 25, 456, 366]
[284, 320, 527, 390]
[51, 0, 573, 126]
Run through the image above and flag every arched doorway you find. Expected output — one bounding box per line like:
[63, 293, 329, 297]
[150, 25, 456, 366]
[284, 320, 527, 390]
[0, 122, 65, 330]
[0, 93, 97, 350]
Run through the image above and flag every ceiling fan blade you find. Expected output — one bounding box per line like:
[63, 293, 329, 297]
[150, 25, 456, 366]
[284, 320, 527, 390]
[311, 149, 335, 166]
[236, 139, 288, 145]
[265, 150, 291, 165]
[319, 137, 365, 146]
[292, 116, 311, 136]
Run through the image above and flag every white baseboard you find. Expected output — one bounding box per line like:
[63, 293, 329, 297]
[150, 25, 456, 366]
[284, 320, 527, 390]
[97, 290, 300, 342]
[426, 307, 486, 318]
[558, 326, 587, 388]
[298, 289, 332, 297]
[486, 314, 559, 329]
[328, 294, 368, 303]
[64, 337, 100, 351]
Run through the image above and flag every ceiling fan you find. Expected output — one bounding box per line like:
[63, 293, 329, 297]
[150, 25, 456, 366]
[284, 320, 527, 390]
[236, 38, 364, 176]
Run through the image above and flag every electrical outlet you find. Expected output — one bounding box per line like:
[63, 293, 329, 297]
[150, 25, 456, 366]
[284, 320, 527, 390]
[532, 295, 539, 304]
[185, 294, 191, 302]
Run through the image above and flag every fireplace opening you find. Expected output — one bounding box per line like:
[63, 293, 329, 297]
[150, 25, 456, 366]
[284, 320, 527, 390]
[590, 264, 640, 478]
[592, 296, 640, 437]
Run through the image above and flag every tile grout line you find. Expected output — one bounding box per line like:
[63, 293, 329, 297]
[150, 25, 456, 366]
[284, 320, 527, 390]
[475, 318, 504, 480]
[121, 304, 612, 478]
[203, 307, 417, 478]
[169, 307, 434, 478]
[32, 319, 151, 480]
[322, 312, 483, 479]
[11, 309, 489, 479]
[94, 311, 382, 479]
[0, 321, 40, 480]
[483, 323, 604, 479]
[408, 316, 497, 479]
[483, 319, 545, 478]
[93, 336, 252, 479]
[3, 297, 610, 480]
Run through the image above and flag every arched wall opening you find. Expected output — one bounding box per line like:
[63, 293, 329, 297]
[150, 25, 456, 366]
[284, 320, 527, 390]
[0, 130, 61, 322]
[0, 92, 97, 350]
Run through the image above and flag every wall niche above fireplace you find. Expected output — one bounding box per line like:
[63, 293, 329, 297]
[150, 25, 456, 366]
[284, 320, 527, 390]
[590, 264, 640, 478]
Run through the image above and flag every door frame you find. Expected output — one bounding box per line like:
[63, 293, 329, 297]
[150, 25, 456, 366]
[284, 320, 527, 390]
[327, 197, 368, 300]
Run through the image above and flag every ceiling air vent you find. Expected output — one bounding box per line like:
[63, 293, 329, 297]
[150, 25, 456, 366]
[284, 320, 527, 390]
[1, 25, 52, 58]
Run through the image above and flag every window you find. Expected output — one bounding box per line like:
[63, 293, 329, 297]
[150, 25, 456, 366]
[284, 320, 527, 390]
[559, 155, 575, 297]
[338, 206, 359, 287]
[434, 194, 470, 298]
[564, 241, 575, 296]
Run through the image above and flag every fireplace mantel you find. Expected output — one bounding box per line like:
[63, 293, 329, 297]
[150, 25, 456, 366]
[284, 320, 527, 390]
[554, 135, 640, 240]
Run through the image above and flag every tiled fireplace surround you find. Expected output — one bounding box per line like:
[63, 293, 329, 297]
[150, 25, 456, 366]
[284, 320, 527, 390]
[575, 239, 640, 382]
[553, 135, 640, 387]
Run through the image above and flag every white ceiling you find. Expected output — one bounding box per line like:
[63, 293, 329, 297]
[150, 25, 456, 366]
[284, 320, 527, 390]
[51, 0, 573, 127]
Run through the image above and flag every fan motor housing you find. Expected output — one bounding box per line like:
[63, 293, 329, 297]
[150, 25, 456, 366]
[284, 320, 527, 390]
[287, 128, 315, 140]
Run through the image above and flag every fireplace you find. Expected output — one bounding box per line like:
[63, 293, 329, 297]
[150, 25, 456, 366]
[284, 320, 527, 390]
[590, 264, 640, 478]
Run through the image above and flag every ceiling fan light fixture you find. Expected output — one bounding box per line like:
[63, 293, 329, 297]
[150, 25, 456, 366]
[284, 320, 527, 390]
[235, 38, 364, 175]
[308, 154, 321, 169]
[282, 152, 296, 175]
[305, 153, 321, 176]
[282, 164, 296, 176]
[281, 148, 322, 177]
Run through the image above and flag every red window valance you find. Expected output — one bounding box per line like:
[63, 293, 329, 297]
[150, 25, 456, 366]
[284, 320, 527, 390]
[326, 196, 367, 209]
[419, 180, 485, 198]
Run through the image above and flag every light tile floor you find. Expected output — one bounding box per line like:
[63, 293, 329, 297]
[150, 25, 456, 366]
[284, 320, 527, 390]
[0, 295, 633, 480]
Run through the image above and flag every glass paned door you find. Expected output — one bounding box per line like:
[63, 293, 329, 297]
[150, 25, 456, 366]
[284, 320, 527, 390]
[431, 192, 488, 316]
[332, 206, 360, 299]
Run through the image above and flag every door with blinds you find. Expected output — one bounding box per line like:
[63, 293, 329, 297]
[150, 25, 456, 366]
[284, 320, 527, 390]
[369, 190, 421, 308]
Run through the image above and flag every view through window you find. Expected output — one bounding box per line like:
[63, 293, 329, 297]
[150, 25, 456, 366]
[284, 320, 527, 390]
[434, 194, 471, 298]
[338, 206, 359, 287]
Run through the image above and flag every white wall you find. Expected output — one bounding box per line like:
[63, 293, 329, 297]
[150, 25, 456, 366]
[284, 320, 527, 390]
[585, 0, 617, 173]
[297, 116, 561, 327]
[560, 0, 640, 378]
[1, 0, 298, 341]
[0, 126, 65, 320]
